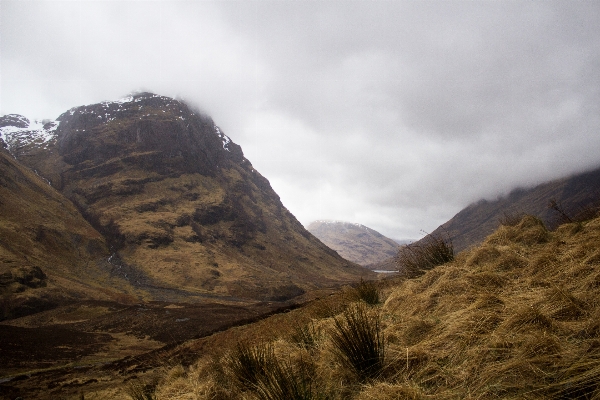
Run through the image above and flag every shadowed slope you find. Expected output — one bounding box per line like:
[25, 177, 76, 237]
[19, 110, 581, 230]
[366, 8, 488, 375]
[426, 166, 600, 253]
[0, 146, 138, 320]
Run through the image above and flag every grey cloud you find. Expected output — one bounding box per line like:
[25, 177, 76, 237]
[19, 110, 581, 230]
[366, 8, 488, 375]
[1, 0, 600, 240]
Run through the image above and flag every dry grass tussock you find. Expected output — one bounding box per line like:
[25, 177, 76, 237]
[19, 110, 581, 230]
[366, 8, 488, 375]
[148, 214, 600, 399]
[396, 232, 454, 278]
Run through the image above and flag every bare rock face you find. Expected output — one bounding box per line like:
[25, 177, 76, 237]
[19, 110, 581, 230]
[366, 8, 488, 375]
[307, 220, 400, 267]
[1, 93, 371, 305]
[55, 93, 244, 178]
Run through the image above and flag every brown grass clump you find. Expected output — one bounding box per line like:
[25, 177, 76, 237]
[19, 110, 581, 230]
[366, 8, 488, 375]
[125, 379, 158, 400]
[223, 340, 327, 399]
[501, 305, 554, 332]
[498, 210, 526, 227]
[542, 285, 587, 321]
[465, 244, 502, 267]
[402, 318, 435, 346]
[396, 233, 454, 278]
[354, 381, 425, 400]
[149, 214, 600, 399]
[351, 278, 381, 305]
[254, 357, 326, 400]
[329, 303, 385, 382]
[227, 341, 275, 391]
[487, 215, 549, 246]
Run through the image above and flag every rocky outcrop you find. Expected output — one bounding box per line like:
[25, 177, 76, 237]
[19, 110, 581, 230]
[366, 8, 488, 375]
[55, 93, 244, 179]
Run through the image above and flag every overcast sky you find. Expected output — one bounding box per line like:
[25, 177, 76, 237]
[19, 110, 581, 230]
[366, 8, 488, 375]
[2, 1, 600, 241]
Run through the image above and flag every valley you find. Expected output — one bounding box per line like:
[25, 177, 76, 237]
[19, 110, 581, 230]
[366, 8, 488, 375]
[2, 93, 600, 399]
[4, 211, 600, 399]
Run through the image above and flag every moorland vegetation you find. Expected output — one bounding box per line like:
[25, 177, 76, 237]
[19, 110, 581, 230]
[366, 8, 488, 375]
[114, 206, 600, 399]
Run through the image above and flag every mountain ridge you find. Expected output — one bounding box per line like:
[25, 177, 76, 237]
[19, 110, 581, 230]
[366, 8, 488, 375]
[424, 165, 600, 254]
[307, 220, 399, 267]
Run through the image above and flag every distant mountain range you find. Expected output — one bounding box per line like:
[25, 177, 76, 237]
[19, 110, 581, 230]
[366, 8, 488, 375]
[307, 220, 402, 268]
[0, 93, 371, 320]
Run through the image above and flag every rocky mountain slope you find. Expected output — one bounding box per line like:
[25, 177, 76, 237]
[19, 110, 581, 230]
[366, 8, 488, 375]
[0, 93, 371, 312]
[307, 220, 399, 267]
[426, 166, 600, 253]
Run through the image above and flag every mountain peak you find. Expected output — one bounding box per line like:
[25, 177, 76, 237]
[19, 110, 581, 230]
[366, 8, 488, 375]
[52, 93, 245, 178]
[309, 220, 369, 229]
[307, 220, 399, 266]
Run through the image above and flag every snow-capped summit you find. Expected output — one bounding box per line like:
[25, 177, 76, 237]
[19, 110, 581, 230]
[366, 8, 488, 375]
[0, 114, 59, 154]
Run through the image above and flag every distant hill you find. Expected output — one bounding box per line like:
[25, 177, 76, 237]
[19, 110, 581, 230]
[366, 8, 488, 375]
[307, 220, 400, 267]
[426, 166, 600, 253]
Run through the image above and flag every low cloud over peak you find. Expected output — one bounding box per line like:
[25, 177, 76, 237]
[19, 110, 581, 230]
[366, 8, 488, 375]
[2, 0, 599, 240]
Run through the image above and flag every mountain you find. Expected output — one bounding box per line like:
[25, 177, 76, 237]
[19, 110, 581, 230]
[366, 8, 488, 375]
[426, 166, 600, 253]
[307, 220, 400, 267]
[0, 93, 372, 313]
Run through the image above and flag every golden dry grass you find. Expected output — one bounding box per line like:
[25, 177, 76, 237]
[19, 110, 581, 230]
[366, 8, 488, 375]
[71, 164, 372, 301]
[137, 215, 600, 399]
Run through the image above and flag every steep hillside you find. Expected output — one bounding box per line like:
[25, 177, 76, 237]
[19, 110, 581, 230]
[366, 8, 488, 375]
[1, 93, 371, 303]
[0, 145, 137, 320]
[427, 166, 600, 253]
[307, 220, 400, 267]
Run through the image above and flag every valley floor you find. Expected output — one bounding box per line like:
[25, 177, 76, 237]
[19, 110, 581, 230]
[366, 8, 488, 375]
[0, 295, 328, 399]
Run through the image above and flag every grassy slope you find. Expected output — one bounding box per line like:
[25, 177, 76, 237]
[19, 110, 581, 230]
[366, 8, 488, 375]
[66, 160, 368, 302]
[0, 149, 140, 319]
[134, 214, 600, 399]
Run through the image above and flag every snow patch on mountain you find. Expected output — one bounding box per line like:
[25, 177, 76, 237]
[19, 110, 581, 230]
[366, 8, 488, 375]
[0, 114, 60, 154]
[214, 125, 231, 152]
[312, 220, 370, 230]
[102, 93, 162, 106]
